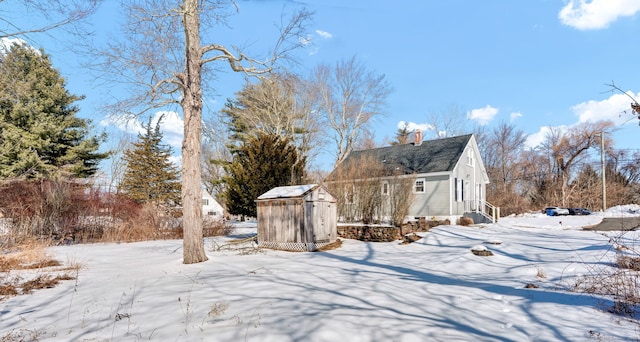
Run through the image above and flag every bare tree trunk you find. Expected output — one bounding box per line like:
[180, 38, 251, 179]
[180, 0, 207, 264]
[95, 1, 311, 264]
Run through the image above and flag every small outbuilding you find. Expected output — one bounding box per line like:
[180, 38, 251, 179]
[256, 184, 337, 251]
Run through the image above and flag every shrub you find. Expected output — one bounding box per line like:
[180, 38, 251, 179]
[457, 217, 474, 226]
[0, 179, 85, 242]
[327, 155, 415, 226]
[203, 219, 233, 237]
[572, 231, 640, 318]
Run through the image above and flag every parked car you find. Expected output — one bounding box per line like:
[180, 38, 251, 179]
[544, 207, 570, 216]
[568, 208, 591, 215]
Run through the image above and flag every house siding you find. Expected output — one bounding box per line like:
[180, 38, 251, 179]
[450, 141, 487, 216]
[409, 174, 449, 217]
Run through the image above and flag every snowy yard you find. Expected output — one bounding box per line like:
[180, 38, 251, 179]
[1, 208, 640, 341]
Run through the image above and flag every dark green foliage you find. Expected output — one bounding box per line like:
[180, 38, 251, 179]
[0, 43, 107, 179]
[220, 98, 252, 155]
[119, 116, 181, 207]
[225, 132, 305, 217]
[392, 123, 411, 145]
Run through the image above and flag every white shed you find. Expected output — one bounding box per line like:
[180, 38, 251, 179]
[256, 184, 337, 252]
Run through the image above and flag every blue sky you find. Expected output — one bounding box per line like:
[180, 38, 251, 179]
[2, 0, 640, 172]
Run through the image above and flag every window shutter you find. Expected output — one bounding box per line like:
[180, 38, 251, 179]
[454, 178, 458, 202]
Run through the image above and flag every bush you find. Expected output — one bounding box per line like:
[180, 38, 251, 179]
[0, 179, 86, 244]
[572, 231, 640, 318]
[457, 217, 474, 226]
[0, 180, 236, 245]
[203, 219, 233, 237]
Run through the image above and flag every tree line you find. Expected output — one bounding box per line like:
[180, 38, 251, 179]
[476, 121, 639, 215]
[1, 1, 639, 265]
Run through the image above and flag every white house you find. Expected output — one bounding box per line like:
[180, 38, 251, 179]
[332, 133, 498, 223]
[202, 189, 224, 221]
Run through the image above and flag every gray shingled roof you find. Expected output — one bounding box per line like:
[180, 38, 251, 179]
[335, 134, 472, 176]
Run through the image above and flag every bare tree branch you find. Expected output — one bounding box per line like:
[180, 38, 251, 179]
[0, 0, 100, 39]
[606, 82, 640, 124]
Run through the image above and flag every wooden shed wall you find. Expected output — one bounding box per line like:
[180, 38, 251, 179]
[257, 199, 305, 243]
[257, 187, 337, 251]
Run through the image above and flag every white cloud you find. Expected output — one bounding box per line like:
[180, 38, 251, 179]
[510, 112, 523, 122]
[299, 35, 312, 46]
[101, 111, 184, 151]
[315, 30, 333, 39]
[300, 30, 333, 56]
[525, 125, 568, 149]
[397, 120, 434, 132]
[571, 91, 640, 125]
[559, 0, 640, 30]
[467, 105, 499, 126]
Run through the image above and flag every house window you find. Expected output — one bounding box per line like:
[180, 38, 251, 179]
[414, 178, 425, 193]
[455, 178, 464, 202]
[203, 199, 209, 206]
[345, 187, 355, 204]
[382, 181, 389, 196]
[467, 149, 474, 166]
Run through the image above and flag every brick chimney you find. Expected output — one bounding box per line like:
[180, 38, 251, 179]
[406, 128, 423, 146]
[413, 129, 422, 146]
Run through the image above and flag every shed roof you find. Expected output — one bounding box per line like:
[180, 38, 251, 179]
[257, 184, 318, 200]
[335, 134, 472, 176]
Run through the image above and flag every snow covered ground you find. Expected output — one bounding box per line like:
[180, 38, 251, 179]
[2, 206, 640, 341]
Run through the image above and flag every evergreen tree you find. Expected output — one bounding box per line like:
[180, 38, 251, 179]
[120, 116, 181, 207]
[225, 132, 305, 218]
[0, 43, 108, 179]
[392, 123, 411, 145]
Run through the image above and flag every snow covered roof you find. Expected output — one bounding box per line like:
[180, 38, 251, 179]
[257, 184, 318, 200]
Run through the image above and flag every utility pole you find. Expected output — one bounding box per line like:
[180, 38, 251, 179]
[601, 131, 606, 212]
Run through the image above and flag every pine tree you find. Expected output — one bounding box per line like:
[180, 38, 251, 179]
[225, 132, 305, 218]
[392, 123, 411, 145]
[120, 116, 181, 208]
[0, 43, 108, 179]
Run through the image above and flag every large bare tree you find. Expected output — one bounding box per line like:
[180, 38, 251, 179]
[221, 72, 321, 162]
[314, 56, 391, 166]
[485, 122, 527, 192]
[482, 122, 528, 214]
[425, 103, 470, 139]
[545, 121, 614, 207]
[97, 0, 311, 264]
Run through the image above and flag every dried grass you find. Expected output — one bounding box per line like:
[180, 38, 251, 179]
[315, 239, 343, 251]
[21, 274, 74, 294]
[0, 239, 77, 300]
[617, 255, 640, 271]
[0, 240, 56, 272]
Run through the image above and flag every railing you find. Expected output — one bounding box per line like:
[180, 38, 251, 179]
[465, 199, 500, 223]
